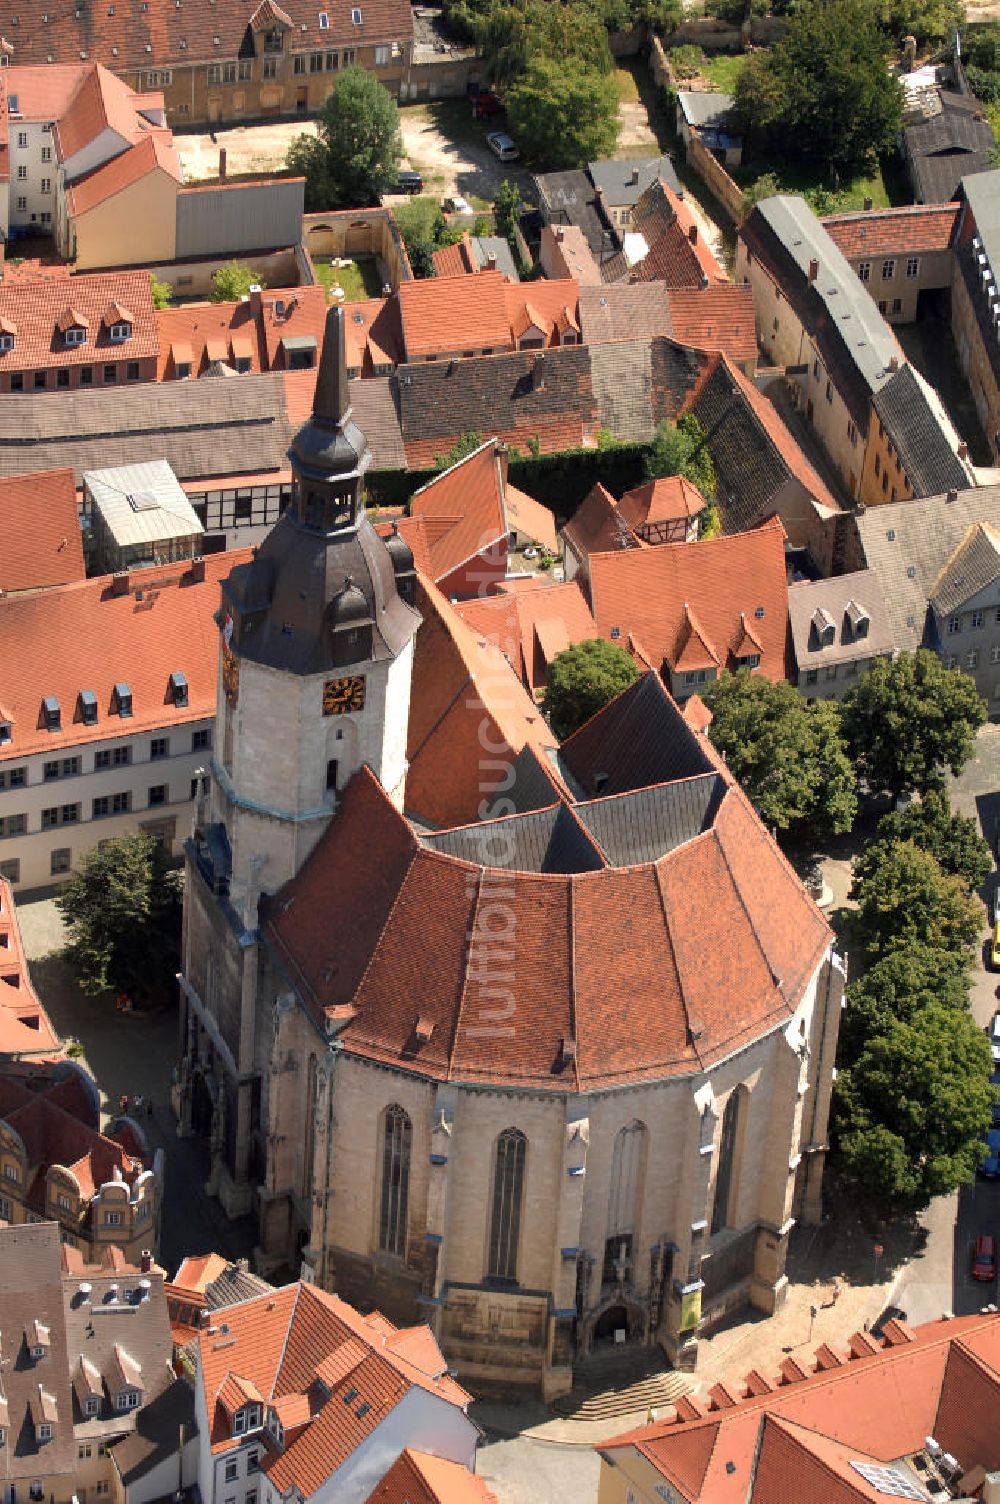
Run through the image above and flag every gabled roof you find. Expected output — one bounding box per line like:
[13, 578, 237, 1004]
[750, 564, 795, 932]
[504, 483, 558, 553]
[600, 1312, 1000, 1504]
[588, 154, 681, 205]
[578, 282, 673, 344]
[618, 475, 706, 529]
[0, 469, 85, 593]
[454, 577, 597, 693]
[408, 440, 506, 585]
[399, 269, 512, 359]
[665, 285, 757, 365]
[871, 362, 971, 497]
[431, 232, 519, 283]
[0, 1224, 75, 1484]
[54, 62, 157, 163]
[4, 0, 414, 71]
[587, 515, 790, 680]
[904, 96, 995, 204]
[65, 132, 181, 217]
[630, 180, 727, 289]
[928, 519, 1000, 616]
[0, 549, 250, 760]
[788, 569, 894, 669]
[365, 1449, 498, 1504]
[561, 481, 642, 561]
[0, 881, 61, 1059]
[0, 268, 157, 373]
[821, 202, 960, 259]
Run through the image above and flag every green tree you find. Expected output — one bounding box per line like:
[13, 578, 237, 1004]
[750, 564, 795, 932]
[493, 179, 523, 247]
[434, 431, 485, 469]
[704, 671, 857, 835]
[210, 260, 263, 302]
[56, 833, 182, 1001]
[149, 272, 172, 310]
[507, 57, 620, 169]
[838, 943, 971, 1063]
[734, 0, 904, 174]
[880, 0, 964, 45]
[698, 502, 722, 539]
[851, 839, 981, 959]
[286, 65, 401, 209]
[842, 649, 987, 800]
[645, 414, 716, 500]
[544, 638, 639, 739]
[477, 0, 613, 88]
[868, 787, 991, 891]
[741, 170, 782, 214]
[394, 197, 450, 278]
[833, 1003, 994, 1210]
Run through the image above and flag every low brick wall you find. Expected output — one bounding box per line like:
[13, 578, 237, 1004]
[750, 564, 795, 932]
[688, 130, 747, 223]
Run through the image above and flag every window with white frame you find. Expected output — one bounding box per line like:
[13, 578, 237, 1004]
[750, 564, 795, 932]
[966, 649, 979, 669]
[64, 326, 86, 346]
[41, 145, 51, 161]
[375, 44, 389, 63]
[858, 261, 870, 282]
[109, 322, 131, 341]
[905, 256, 919, 278]
[40, 178, 51, 193]
[16, 165, 25, 180]
[881, 258, 895, 279]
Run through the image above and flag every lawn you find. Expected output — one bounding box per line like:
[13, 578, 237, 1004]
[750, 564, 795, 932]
[697, 51, 747, 92]
[733, 154, 906, 212]
[313, 255, 382, 303]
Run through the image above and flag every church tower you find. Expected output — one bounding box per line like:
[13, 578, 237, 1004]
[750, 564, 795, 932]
[176, 305, 420, 1215]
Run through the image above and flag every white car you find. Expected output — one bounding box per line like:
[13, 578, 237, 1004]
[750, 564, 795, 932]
[487, 131, 520, 162]
[990, 1010, 1000, 1065]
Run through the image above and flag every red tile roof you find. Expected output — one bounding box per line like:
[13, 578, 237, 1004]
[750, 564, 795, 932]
[602, 1313, 1000, 1504]
[156, 299, 264, 379]
[0, 549, 250, 761]
[408, 440, 508, 588]
[65, 131, 181, 216]
[5, 65, 85, 122]
[618, 475, 706, 530]
[561, 482, 642, 561]
[365, 1450, 498, 1504]
[666, 286, 757, 365]
[631, 181, 727, 289]
[54, 63, 157, 162]
[454, 577, 598, 694]
[5, 0, 414, 71]
[0, 469, 85, 593]
[198, 1283, 470, 1496]
[587, 515, 790, 679]
[503, 280, 581, 344]
[264, 737, 829, 1092]
[0, 881, 61, 1058]
[821, 203, 960, 259]
[431, 234, 479, 280]
[503, 484, 558, 553]
[0, 267, 157, 373]
[399, 270, 512, 359]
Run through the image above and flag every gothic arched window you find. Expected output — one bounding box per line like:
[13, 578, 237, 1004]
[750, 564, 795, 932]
[488, 1128, 526, 1282]
[378, 1105, 412, 1257]
[602, 1120, 647, 1286]
[711, 1088, 745, 1236]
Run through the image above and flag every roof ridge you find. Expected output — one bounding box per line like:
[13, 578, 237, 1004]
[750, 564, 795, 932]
[447, 864, 483, 1082]
[651, 859, 700, 1066]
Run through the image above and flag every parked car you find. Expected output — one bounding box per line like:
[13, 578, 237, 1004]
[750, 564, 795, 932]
[443, 195, 474, 215]
[971, 1233, 997, 1282]
[989, 1008, 1000, 1063]
[473, 90, 504, 119]
[487, 131, 520, 162]
[980, 1129, 1000, 1178]
[395, 169, 424, 194]
[992, 923, 1000, 971]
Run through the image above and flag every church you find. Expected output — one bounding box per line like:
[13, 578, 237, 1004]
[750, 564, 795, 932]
[176, 306, 846, 1398]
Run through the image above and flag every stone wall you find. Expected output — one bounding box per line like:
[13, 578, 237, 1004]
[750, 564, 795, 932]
[688, 131, 746, 222]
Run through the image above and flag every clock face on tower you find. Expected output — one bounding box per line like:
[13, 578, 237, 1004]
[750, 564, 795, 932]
[323, 674, 367, 715]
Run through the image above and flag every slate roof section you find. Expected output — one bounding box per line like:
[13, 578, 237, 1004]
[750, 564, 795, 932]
[587, 515, 790, 680]
[264, 746, 830, 1091]
[0, 469, 85, 593]
[534, 168, 622, 264]
[421, 801, 606, 874]
[928, 520, 1000, 616]
[871, 363, 970, 496]
[0, 1224, 76, 1489]
[788, 569, 895, 674]
[741, 196, 903, 427]
[579, 283, 673, 344]
[0, 549, 250, 760]
[676, 91, 738, 131]
[4, 0, 414, 71]
[431, 232, 519, 282]
[687, 354, 839, 532]
[600, 1312, 1000, 1504]
[0, 375, 295, 482]
[821, 202, 960, 259]
[588, 154, 681, 205]
[559, 671, 715, 798]
[851, 484, 1000, 652]
[905, 97, 995, 203]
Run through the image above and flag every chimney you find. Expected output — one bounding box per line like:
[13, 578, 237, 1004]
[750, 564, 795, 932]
[689, 224, 698, 245]
[808, 258, 819, 284]
[189, 556, 206, 583]
[887, 354, 899, 372]
[532, 353, 546, 391]
[248, 282, 263, 318]
[630, 166, 640, 185]
[218, 146, 227, 181]
[111, 571, 130, 597]
[486, 251, 497, 271]
[958, 440, 969, 461]
[863, 196, 873, 211]
[140, 1250, 152, 1273]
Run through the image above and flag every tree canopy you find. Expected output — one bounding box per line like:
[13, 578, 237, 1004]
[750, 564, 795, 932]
[56, 833, 182, 1000]
[393, 197, 458, 278]
[507, 56, 620, 168]
[285, 66, 401, 210]
[434, 432, 485, 470]
[865, 787, 992, 891]
[210, 261, 263, 302]
[544, 638, 639, 740]
[837, 943, 971, 1062]
[734, 0, 904, 174]
[833, 1003, 994, 1210]
[645, 414, 717, 500]
[703, 671, 857, 836]
[850, 838, 981, 959]
[149, 272, 172, 310]
[842, 649, 987, 799]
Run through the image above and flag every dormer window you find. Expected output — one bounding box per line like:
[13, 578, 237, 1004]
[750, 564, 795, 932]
[79, 690, 98, 725]
[84, 1397, 99, 1417]
[0, 331, 15, 354]
[234, 1402, 262, 1435]
[845, 600, 870, 640]
[109, 322, 131, 342]
[37, 1424, 51, 1441]
[169, 671, 188, 707]
[113, 683, 132, 718]
[64, 326, 86, 346]
[30, 1345, 45, 1360]
[42, 696, 61, 732]
[115, 1390, 140, 1412]
[0, 721, 11, 745]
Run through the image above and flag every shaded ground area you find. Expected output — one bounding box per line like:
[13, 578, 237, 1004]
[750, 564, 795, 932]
[16, 898, 257, 1274]
[895, 290, 993, 467]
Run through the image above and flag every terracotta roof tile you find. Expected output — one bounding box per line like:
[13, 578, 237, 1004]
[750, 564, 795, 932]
[0, 881, 61, 1057]
[65, 132, 180, 217]
[0, 468, 85, 593]
[407, 441, 507, 589]
[561, 481, 642, 560]
[365, 1448, 498, 1504]
[455, 578, 597, 693]
[54, 63, 158, 162]
[0, 268, 157, 374]
[618, 475, 706, 529]
[666, 285, 757, 365]
[399, 270, 512, 359]
[821, 203, 960, 259]
[630, 181, 727, 288]
[0, 549, 250, 761]
[156, 299, 265, 379]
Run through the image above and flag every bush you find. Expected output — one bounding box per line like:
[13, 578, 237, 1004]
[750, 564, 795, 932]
[211, 260, 263, 302]
[544, 638, 640, 739]
[668, 44, 704, 78]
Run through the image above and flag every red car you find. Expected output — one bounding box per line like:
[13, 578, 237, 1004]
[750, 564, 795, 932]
[972, 1233, 997, 1282]
[473, 90, 504, 119]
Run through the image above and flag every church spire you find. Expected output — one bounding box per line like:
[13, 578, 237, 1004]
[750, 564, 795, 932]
[313, 303, 350, 429]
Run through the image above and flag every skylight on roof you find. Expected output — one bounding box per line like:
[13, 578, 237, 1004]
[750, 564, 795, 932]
[849, 1463, 925, 1501]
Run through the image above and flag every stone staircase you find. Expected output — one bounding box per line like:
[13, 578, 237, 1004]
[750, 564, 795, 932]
[551, 1347, 691, 1421]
